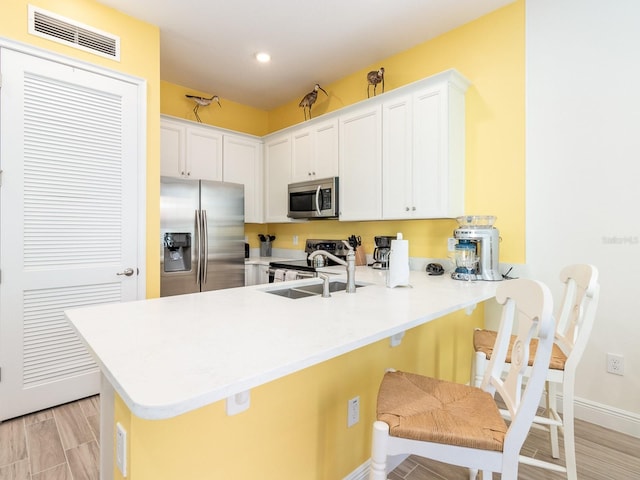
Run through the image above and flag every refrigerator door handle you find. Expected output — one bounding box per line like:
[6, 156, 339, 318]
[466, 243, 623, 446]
[195, 209, 202, 287]
[202, 209, 209, 284]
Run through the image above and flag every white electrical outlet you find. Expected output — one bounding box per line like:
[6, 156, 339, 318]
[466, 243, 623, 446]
[293, 235, 299, 245]
[607, 353, 624, 376]
[116, 422, 127, 477]
[348, 396, 360, 427]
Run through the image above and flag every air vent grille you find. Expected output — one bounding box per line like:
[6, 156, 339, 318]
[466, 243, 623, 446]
[28, 5, 120, 61]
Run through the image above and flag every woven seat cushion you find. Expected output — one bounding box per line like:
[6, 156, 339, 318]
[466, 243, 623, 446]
[474, 329, 567, 371]
[377, 371, 507, 452]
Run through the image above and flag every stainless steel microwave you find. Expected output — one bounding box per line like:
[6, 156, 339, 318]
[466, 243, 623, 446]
[287, 177, 339, 219]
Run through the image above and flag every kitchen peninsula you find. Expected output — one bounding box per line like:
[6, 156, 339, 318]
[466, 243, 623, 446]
[66, 267, 498, 480]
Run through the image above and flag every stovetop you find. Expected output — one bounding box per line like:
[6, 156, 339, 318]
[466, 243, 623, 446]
[269, 239, 347, 271]
[268, 258, 316, 272]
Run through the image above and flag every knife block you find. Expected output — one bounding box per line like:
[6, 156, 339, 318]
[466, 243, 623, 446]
[355, 246, 367, 266]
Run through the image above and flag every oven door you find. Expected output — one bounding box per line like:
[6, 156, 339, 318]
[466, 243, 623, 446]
[287, 177, 338, 219]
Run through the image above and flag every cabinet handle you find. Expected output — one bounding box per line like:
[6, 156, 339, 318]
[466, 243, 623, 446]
[405, 207, 410, 211]
[412, 206, 416, 211]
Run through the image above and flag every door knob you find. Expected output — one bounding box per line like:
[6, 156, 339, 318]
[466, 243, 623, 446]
[117, 268, 135, 277]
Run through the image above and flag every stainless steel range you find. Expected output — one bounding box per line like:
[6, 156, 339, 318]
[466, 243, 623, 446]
[268, 239, 348, 282]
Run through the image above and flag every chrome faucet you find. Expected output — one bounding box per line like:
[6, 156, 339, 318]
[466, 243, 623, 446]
[308, 241, 357, 293]
[318, 273, 332, 298]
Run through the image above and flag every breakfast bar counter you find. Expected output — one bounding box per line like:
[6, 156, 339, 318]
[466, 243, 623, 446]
[67, 267, 497, 420]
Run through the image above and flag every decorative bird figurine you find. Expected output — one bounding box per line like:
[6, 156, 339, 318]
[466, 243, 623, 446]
[185, 94, 221, 123]
[367, 67, 385, 98]
[299, 84, 327, 120]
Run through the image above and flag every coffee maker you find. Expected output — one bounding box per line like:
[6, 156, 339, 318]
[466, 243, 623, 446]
[451, 216, 502, 281]
[372, 235, 395, 270]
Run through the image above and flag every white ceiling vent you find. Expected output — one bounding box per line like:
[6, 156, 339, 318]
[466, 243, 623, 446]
[28, 5, 120, 61]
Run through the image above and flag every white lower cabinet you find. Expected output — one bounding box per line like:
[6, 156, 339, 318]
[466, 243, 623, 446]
[338, 105, 382, 221]
[245, 263, 270, 286]
[223, 134, 263, 223]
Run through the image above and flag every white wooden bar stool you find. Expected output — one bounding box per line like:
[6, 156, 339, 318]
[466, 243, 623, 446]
[369, 278, 555, 480]
[470, 264, 599, 479]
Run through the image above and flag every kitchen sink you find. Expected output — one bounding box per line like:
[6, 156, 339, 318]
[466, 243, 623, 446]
[264, 280, 366, 299]
[266, 288, 317, 299]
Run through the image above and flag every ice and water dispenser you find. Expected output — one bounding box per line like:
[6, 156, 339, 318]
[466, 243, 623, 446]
[163, 232, 191, 272]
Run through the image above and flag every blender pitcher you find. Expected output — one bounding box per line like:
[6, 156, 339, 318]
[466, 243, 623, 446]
[454, 240, 478, 277]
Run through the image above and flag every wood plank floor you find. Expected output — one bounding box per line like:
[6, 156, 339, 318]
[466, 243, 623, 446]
[0, 396, 99, 480]
[1, 395, 638, 479]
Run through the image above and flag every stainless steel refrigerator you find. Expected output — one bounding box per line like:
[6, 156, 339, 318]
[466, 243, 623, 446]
[160, 177, 245, 297]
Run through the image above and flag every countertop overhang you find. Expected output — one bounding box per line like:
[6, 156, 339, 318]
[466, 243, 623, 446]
[66, 267, 498, 420]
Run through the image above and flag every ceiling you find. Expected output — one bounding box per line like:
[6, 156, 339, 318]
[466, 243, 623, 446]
[98, 0, 515, 110]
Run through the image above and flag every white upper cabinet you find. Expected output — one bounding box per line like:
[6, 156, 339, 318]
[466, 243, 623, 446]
[264, 133, 292, 223]
[381, 77, 468, 219]
[338, 104, 382, 221]
[223, 134, 264, 223]
[410, 81, 466, 218]
[161, 116, 223, 181]
[291, 118, 338, 183]
[382, 95, 413, 219]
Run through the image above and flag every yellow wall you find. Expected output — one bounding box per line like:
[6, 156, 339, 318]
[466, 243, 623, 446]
[115, 308, 481, 480]
[0, 0, 162, 298]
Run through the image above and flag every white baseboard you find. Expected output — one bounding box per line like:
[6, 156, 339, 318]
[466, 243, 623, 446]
[574, 395, 640, 439]
[343, 460, 370, 480]
[344, 455, 409, 480]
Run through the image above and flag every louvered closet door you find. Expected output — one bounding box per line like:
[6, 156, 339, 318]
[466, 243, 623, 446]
[0, 48, 141, 421]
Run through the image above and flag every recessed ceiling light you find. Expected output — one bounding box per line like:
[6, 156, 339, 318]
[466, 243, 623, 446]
[255, 52, 271, 63]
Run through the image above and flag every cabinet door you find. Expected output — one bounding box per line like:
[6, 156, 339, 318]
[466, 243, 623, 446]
[313, 119, 338, 179]
[264, 134, 292, 222]
[187, 127, 223, 181]
[160, 120, 186, 177]
[256, 264, 270, 284]
[291, 119, 338, 183]
[244, 264, 256, 286]
[382, 95, 413, 219]
[291, 128, 313, 182]
[339, 105, 382, 221]
[223, 135, 264, 223]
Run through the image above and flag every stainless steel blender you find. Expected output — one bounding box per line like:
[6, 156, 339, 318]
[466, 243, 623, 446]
[451, 215, 502, 281]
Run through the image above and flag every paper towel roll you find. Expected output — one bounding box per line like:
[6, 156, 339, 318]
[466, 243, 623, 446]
[387, 237, 410, 288]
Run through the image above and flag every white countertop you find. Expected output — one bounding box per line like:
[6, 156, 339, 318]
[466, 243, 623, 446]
[66, 267, 498, 420]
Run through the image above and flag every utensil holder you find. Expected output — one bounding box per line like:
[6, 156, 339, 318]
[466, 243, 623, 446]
[260, 241, 272, 257]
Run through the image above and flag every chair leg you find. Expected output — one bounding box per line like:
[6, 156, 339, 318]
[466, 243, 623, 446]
[547, 380, 560, 459]
[370, 421, 390, 480]
[563, 382, 578, 480]
[471, 351, 487, 387]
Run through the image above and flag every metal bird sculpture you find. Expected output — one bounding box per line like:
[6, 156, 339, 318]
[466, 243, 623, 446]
[299, 84, 327, 120]
[367, 67, 385, 98]
[185, 94, 221, 123]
